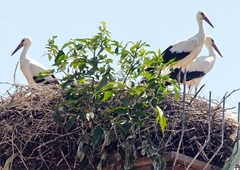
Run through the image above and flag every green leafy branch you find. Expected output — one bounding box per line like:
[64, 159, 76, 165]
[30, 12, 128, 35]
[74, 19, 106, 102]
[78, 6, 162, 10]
[45, 21, 179, 169]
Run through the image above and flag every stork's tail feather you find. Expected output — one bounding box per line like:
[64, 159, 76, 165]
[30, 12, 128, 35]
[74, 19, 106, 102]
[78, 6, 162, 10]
[43, 80, 60, 85]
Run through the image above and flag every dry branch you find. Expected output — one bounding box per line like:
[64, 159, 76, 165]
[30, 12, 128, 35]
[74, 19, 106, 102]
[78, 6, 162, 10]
[0, 84, 238, 169]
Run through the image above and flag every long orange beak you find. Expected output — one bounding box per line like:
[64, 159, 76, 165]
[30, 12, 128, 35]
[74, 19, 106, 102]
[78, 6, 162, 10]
[203, 16, 214, 28]
[11, 43, 23, 56]
[212, 43, 223, 58]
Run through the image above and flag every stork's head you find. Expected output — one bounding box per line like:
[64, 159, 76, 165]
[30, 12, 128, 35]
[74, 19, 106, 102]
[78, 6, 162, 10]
[205, 37, 223, 57]
[196, 11, 214, 28]
[11, 37, 32, 56]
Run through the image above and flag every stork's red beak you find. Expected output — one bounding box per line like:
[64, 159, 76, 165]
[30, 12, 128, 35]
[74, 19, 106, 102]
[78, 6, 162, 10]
[203, 16, 214, 28]
[212, 43, 223, 58]
[11, 43, 24, 56]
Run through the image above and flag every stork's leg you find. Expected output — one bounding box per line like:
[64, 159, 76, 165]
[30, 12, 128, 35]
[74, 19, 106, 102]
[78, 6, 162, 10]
[194, 87, 198, 95]
[182, 68, 187, 133]
[177, 68, 182, 85]
[182, 71, 186, 133]
[183, 70, 187, 84]
[188, 85, 192, 94]
[188, 81, 194, 94]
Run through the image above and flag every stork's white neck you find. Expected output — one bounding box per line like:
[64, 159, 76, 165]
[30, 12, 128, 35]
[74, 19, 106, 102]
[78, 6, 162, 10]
[207, 46, 217, 60]
[197, 18, 205, 35]
[20, 44, 31, 61]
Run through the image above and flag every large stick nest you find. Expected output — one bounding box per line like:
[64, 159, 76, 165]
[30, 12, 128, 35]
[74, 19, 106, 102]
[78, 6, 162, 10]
[0, 84, 238, 169]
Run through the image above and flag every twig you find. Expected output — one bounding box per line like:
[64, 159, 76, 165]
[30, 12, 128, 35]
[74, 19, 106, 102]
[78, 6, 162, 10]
[172, 130, 184, 170]
[203, 96, 225, 170]
[172, 83, 186, 169]
[225, 106, 236, 111]
[60, 149, 71, 170]
[0, 82, 15, 85]
[14, 61, 19, 85]
[162, 113, 180, 150]
[187, 84, 205, 106]
[39, 146, 50, 170]
[0, 82, 237, 169]
[6, 90, 12, 97]
[186, 92, 212, 170]
[11, 134, 29, 170]
[218, 88, 240, 106]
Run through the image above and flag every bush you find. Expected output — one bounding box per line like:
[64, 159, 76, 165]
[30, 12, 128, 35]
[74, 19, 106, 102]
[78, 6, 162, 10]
[45, 21, 178, 169]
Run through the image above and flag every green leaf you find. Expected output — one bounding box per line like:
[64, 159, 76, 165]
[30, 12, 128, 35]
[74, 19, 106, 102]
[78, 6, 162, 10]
[130, 42, 139, 52]
[101, 83, 114, 91]
[74, 38, 88, 44]
[102, 90, 113, 101]
[55, 50, 66, 65]
[123, 122, 132, 134]
[113, 107, 128, 114]
[103, 64, 111, 75]
[134, 111, 146, 117]
[121, 49, 128, 58]
[53, 111, 62, 125]
[115, 46, 119, 54]
[61, 41, 75, 50]
[76, 141, 85, 162]
[103, 130, 111, 146]
[34, 70, 54, 81]
[105, 58, 113, 64]
[61, 78, 72, 90]
[66, 115, 77, 131]
[80, 133, 90, 144]
[105, 47, 113, 54]
[151, 98, 157, 108]
[174, 86, 180, 101]
[160, 74, 169, 80]
[155, 106, 166, 134]
[96, 75, 108, 90]
[113, 82, 125, 89]
[134, 103, 147, 110]
[97, 47, 105, 56]
[120, 98, 129, 107]
[91, 126, 104, 148]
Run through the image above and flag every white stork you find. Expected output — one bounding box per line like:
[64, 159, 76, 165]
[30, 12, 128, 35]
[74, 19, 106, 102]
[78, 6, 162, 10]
[169, 36, 223, 94]
[11, 37, 59, 85]
[162, 11, 214, 83]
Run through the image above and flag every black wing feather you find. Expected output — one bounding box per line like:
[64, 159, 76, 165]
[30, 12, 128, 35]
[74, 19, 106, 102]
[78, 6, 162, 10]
[169, 68, 205, 83]
[162, 46, 191, 64]
[33, 75, 59, 85]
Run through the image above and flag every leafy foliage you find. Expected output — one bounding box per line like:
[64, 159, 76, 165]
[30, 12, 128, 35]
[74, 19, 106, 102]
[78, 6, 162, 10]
[155, 106, 167, 134]
[46, 21, 179, 169]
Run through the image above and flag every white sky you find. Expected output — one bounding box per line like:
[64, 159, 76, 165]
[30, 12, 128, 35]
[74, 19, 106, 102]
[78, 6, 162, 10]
[0, 0, 240, 113]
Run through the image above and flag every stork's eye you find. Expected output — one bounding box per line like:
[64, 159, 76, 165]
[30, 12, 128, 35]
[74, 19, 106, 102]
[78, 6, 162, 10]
[21, 39, 25, 43]
[211, 39, 214, 43]
[200, 12, 204, 17]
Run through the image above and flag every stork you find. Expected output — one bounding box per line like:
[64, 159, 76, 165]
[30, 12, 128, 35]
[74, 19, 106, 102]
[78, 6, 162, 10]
[11, 37, 59, 85]
[169, 36, 223, 94]
[161, 11, 214, 83]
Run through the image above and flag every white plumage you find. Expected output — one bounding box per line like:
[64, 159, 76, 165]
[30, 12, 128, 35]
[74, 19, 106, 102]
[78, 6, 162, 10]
[161, 11, 214, 83]
[186, 37, 223, 93]
[11, 37, 58, 85]
[170, 36, 223, 93]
